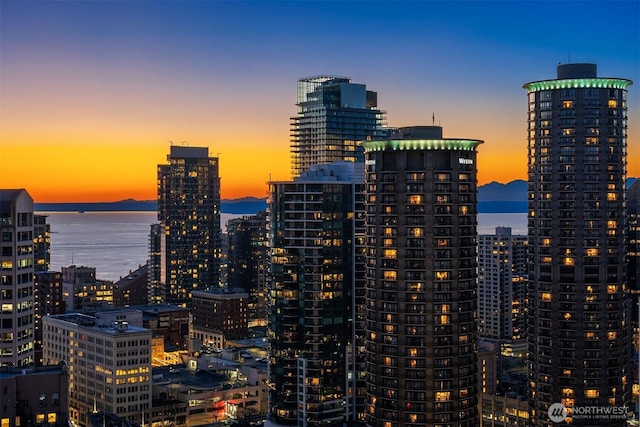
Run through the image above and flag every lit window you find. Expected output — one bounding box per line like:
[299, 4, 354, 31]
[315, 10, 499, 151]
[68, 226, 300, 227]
[435, 391, 451, 401]
[585, 389, 599, 398]
[563, 257, 574, 266]
[586, 248, 598, 257]
[608, 100, 618, 108]
[607, 193, 617, 201]
[607, 285, 618, 293]
[608, 331, 617, 340]
[562, 100, 574, 108]
[541, 293, 552, 301]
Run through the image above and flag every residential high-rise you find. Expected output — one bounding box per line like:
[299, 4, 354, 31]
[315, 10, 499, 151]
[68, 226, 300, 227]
[291, 75, 387, 178]
[227, 211, 269, 326]
[157, 145, 221, 307]
[477, 227, 528, 350]
[362, 126, 482, 427]
[33, 214, 50, 272]
[34, 271, 65, 365]
[0, 189, 35, 367]
[268, 161, 365, 426]
[524, 63, 633, 425]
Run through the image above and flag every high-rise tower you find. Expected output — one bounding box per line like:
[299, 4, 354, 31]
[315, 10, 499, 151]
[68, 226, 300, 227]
[291, 75, 387, 178]
[362, 126, 482, 427]
[157, 145, 221, 307]
[524, 63, 633, 425]
[0, 189, 36, 367]
[477, 227, 528, 348]
[268, 161, 365, 427]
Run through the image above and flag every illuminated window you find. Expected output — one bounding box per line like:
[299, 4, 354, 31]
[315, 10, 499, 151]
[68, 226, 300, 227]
[48, 414, 57, 423]
[541, 293, 552, 301]
[607, 220, 617, 228]
[439, 315, 450, 325]
[608, 99, 618, 108]
[608, 331, 617, 340]
[562, 388, 575, 397]
[563, 257, 574, 266]
[408, 195, 423, 204]
[586, 248, 598, 257]
[435, 391, 451, 401]
[542, 238, 551, 246]
[435, 271, 449, 280]
[383, 271, 397, 280]
[383, 249, 397, 259]
[607, 193, 617, 201]
[607, 285, 618, 293]
[562, 100, 574, 108]
[408, 348, 418, 356]
[585, 389, 599, 398]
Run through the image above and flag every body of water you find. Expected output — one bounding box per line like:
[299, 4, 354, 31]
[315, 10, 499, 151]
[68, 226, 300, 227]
[40, 211, 527, 282]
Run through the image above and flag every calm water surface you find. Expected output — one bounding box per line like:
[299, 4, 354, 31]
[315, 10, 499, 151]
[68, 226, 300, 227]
[41, 211, 527, 282]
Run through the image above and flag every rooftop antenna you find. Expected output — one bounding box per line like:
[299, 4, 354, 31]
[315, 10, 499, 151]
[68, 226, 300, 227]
[432, 112, 435, 126]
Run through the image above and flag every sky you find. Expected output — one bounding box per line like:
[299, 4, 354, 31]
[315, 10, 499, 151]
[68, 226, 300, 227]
[1, 0, 638, 203]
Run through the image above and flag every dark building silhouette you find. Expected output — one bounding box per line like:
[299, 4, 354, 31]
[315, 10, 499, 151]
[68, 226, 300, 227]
[113, 264, 149, 307]
[0, 363, 69, 427]
[33, 214, 50, 272]
[157, 145, 221, 307]
[227, 211, 269, 326]
[34, 271, 65, 366]
[524, 63, 633, 425]
[362, 126, 482, 427]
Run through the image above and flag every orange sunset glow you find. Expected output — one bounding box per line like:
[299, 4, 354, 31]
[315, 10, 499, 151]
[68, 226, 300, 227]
[1, 1, 638, 202]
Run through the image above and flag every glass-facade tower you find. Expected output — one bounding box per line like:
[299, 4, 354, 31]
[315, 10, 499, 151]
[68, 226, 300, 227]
[291, 75, 387, 178]
[268, 162, 365, 427]
[524, 63, 633, 426]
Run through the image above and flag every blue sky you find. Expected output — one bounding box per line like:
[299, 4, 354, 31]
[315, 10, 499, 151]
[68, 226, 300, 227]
[1, 0, 638, 201]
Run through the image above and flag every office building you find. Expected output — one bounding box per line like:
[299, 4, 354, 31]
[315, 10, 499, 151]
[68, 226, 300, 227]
[477, 227, 528, 352]
[362, 126, 482, 427]
[42, 312, 152, 427]
[227, 211, 269, 325]
[268, 161, 365, 426]
[0, 189, 35, 367]
[524, 63, 633, 425]
[291, 75, 387, 177]
[157, 145, 222, 307]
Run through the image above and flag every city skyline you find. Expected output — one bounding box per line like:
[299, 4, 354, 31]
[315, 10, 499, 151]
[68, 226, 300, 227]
[1, 0, 638, 202]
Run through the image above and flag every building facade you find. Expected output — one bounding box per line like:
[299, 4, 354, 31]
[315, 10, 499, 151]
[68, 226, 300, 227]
[0, 189, 35, 367]
[227, 211, 269, 326]
[191, 288, 249, 342]
[34, 271, 65, 365]
[157, 145, 221, 306]
[477, 227, 528, 350]
[290, 75, 387, 178]
[0, 363, 69, 427]
[42, 313, 152, 427]
[362, 126, 482, 427]
[268, 161, 366, 426]
[524, 63, 633, 425]
[33, 214, 50, 272]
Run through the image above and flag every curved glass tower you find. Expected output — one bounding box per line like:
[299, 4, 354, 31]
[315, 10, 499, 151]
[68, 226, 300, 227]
[362, 126, 482, 427]
[524, 64, 633, 426]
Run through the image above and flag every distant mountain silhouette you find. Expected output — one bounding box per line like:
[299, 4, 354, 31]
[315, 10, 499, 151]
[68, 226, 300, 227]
[33, 178, 637, 215]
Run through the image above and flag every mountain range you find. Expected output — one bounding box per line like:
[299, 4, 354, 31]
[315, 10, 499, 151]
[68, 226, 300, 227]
[34, 178, 637, 214]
